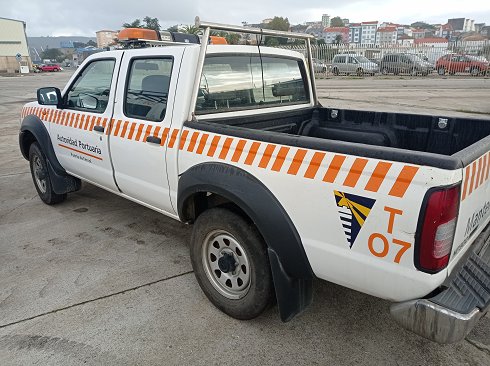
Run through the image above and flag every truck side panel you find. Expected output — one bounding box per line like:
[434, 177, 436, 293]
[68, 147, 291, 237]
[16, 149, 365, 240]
[175, 126, 461, 302]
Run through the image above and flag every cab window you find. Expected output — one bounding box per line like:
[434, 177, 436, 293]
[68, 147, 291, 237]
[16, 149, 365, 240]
[124, 58, 173, 122]
[65, 59, 115, 113]
[196, 55, 309, 114]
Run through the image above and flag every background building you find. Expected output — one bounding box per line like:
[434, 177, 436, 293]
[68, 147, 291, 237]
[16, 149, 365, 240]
[323, 27, 349, 44]
[448, 18, 475, 32]
[361, 21, 378, 45]
[0, 17, 32, 73]
[322, 14, 331, 28]
[96, 30, 118, 48]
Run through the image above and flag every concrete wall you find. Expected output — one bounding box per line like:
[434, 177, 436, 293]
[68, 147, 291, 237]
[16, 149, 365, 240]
[0, 17, 32, 73]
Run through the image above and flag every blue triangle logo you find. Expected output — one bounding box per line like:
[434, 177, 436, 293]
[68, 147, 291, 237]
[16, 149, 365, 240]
[334, 191, 376, 248]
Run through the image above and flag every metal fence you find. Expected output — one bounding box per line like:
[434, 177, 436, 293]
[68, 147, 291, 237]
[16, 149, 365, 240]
[279, 41, 490, 77]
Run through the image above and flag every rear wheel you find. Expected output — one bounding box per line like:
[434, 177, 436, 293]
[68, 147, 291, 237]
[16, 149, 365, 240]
[190, 208, 273, 320]
[29, 143, 66, 205]
[381, 67, 389, 75]
[470, 67, 480, 76]
[356, 68, 364, 76]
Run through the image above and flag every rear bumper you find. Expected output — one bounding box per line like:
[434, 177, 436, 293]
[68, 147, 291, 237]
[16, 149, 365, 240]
[390, 222, 490, 344]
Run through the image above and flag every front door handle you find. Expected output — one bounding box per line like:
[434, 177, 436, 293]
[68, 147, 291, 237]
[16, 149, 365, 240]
[146, 136, 161, 144]
[93, 125, 105, 132]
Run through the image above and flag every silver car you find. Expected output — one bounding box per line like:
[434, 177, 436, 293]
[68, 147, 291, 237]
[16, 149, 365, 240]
[331, 54, 379, 76]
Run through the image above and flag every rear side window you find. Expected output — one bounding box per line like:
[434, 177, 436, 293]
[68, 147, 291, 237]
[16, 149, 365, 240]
[335, 56, 346, 63]
[196, 55, 309, 114]
[124, 58, 173, 122]
[65, 59, 115, 113]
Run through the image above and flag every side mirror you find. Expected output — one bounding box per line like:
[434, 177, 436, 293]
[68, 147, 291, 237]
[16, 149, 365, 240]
[37, 87, 62, 108]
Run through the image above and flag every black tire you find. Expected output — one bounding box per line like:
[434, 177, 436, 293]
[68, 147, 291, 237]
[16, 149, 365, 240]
[470, 67, 480, 76]
[356, 68, 364, 76]
[29, 142, 66, 205]
[437, 67, 446, 76]
[381, 67, 389, 75]
[190, 207, 273, 320]
[332, 67, 339, 76]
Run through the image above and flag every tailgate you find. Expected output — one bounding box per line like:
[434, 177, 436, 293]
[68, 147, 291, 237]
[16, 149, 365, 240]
[451, 149, 490, 267]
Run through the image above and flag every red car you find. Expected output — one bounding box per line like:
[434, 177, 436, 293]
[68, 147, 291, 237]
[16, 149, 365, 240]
[436, 54, 489, 76]
[38, 64, 62, 72]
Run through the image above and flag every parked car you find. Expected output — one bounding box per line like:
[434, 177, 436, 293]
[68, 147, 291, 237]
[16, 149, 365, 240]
[379, 53, 433, 76]
[331, 54, 379, 76]
[312, 58, 327, 73]
[38, 64, 62, 72]
[436, 54, 489, 76]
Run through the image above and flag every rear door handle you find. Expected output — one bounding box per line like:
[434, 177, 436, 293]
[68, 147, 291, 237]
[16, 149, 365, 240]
[93, 125, 105, 132]
[146, 136, 161, 144]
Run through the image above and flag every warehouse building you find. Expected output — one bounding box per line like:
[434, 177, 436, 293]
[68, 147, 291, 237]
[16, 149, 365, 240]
[0, 17, 32, 74]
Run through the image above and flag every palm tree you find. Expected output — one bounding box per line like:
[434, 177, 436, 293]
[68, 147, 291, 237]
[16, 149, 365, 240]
[180, 25, 201, 35]
[122, 19, 142, 28]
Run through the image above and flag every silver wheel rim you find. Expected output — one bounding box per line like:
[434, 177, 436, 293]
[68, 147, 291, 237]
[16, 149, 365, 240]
[33, 155, 47, 193]
[201, 230, 251, 299]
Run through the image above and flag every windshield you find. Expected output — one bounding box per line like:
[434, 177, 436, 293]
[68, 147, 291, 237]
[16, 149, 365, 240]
[467, 55, 488, 62]
[355, 56, 371, 63]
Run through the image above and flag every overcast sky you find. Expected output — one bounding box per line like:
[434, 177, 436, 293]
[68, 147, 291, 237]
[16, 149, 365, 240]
[2, 0, 490, 37]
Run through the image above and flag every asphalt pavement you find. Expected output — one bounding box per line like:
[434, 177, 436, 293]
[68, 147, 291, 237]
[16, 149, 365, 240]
[0, 71, 489, 365]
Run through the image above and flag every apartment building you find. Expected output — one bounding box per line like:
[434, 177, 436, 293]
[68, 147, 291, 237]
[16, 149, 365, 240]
[376, 26, 397, 45]
[348, 23, 361, 44]
[360, 21, 378, 45]
[323, 27, 349, 44]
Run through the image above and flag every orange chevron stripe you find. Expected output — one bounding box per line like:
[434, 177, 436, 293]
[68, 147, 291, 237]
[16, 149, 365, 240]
[461, 165, 471, 201]
[218, 137, 233, 159]
[258, 144, 276, 169]
[365, 161, 392, 192]
[207, 135, 221, 157]
[323, 155, 346, 183]
[196, 134, 209, 154]
[179, 130, 190, 150]
[271, 146, 290, 172]
[244, 142, 261, 165]
[389, 166, 419, 198]
[287, 149, 307, 175]
[231, 140, 247, 162]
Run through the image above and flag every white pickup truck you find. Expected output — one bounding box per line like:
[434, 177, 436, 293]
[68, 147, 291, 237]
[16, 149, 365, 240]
[19, 19, 490, 343]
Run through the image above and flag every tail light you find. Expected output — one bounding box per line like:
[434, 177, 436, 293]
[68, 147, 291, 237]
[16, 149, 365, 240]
[416, 185, 460, 273]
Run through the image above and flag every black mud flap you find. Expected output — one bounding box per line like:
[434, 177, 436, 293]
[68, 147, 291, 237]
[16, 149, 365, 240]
[268, 248, 313, 322]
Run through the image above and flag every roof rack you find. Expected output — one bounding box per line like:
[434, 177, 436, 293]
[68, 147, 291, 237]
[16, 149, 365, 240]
[188, 17, 318, 121]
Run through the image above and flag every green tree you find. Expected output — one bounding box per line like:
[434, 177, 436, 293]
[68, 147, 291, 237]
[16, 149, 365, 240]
[225, 33, 241, 45]
[410, 21, 435, 30]
[41, 48, 64, 63]
[122, 19, 142, 28]
[264, 16, 290, 46]
[180, 25, 201, 35]
[86, 40, 97, 47]
[330, 17, 345, 27]
[334, 34, 343, 44]
[167, 25, 179, 32]
[143, 16, 161, 31]
[317, 38, 326, 45]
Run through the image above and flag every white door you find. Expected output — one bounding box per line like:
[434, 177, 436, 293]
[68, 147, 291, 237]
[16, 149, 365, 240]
[109, 49, 183, 214]
[50, 55, 121, 191]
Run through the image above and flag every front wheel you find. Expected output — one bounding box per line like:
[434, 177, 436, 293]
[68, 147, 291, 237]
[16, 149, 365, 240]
[437, 67, 446, 76]
[29, 143, 66, 205]
[190, 208, 273, 320]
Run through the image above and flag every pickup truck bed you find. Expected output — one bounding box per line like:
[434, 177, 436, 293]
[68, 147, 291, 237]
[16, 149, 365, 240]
[199, 107, 490, 160]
